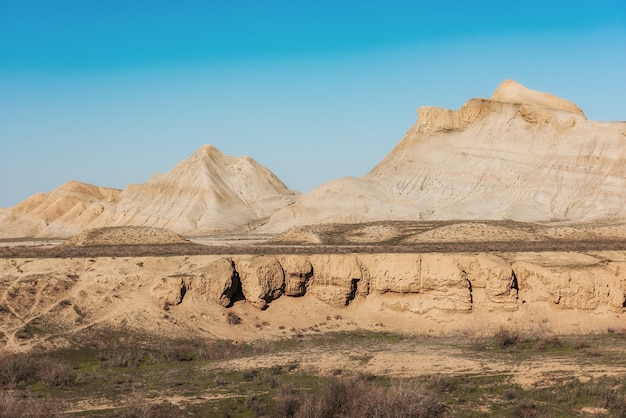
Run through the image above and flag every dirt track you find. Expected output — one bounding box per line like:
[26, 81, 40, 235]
[2, 239, 626, 258]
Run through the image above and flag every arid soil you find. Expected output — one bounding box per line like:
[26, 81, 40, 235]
[1, 222, 626, 416]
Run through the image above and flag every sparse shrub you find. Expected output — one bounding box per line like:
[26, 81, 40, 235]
[0, 352, 75, 390]
[0, 392, 25, 418]
[0, 392, 60, 418]
[494, 326, 520, 349]
[292, 377, 445, 418]
[503, 388, 519, 400]
[270, 364, 284, 375]
[97, 348, 143, 368]
[214, 375, 228, 386]
[257, 370, 280, 388]
[286, 361, 300, 372]
[572, 337, 591, 350]
[274, 383, 300, 417]
[38, 359, 76, 387]
[604, 387, 626, 415]
[430, 374, 455, 393]
[583, 347, 603, 357]
[512, 399, 537, 417]
[331, 368, 343, 376]
[227, 311, 242, 325]
[245, 396, 268, 416]
[534, 335, 562, 350]
[0, 351, 37, 389]
[242, 369, 258, 381]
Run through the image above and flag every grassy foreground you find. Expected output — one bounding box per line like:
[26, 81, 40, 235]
[1, 329, 626, 417]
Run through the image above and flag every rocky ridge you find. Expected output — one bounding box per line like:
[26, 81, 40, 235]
[0, 146, 300, 238]
[2, 248, 625, 351]
[263, 80, 626, 231]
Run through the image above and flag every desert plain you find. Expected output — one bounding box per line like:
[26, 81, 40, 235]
[2, 81, 626, 416]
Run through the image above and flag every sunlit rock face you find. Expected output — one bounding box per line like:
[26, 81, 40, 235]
[264, 80, 626, 232]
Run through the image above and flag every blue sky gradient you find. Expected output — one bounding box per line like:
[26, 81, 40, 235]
[1, 1, 625, 207]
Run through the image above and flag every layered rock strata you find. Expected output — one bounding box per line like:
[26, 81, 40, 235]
[264, 80, 626, 231]
[2, 251, 625, 350]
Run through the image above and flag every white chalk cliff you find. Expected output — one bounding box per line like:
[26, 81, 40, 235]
[1, 80, 625, 238]
[0, 146, 299, 238]
[88, 145, 300, 235]
[263, 80, 626, 231]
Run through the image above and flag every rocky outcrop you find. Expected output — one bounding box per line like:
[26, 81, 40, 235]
[492, 79, 586, 118]
[141, 252, 626, 315]
[514, 260, 626, 312]
[2, 251, 626, 350]
[235, 256, 285, 310]
[416, 99, 506, 133]
[307, 255, 368, 307]
[183, 258, 240, 307]
[278, 256, 313, 297]
[263, 80, 626, 232]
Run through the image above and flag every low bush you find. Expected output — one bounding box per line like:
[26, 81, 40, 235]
[0, 351, 75, 389]
[282, 376, 445, 418]
[494, 326, 521, 349]
[227, 311, 242, 325]
[0, 392, 60, 418]
[97, 348, 143, 368]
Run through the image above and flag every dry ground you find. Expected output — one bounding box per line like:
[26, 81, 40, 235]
[2, 220, 626, 416]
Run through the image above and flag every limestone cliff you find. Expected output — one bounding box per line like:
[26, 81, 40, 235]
[264, 80, 626, 231]
[2, 251, 625, 350]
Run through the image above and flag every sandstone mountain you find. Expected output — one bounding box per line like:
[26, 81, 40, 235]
[87, 145, 299, 235]
[0, 145, 299, 238]
[0, 181, 121, 239]
[263, 80, 626, 232]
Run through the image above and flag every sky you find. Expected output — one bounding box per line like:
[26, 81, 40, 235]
[1, 1, 625, 208]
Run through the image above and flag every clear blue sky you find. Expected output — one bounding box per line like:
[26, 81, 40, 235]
[1, 1, 625, 207]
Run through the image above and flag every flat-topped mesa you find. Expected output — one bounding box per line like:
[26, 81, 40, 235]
[416, 80, 586, 133]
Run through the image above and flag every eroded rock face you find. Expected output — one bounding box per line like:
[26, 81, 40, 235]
[514, 261, 625, 312]
[278, 256, 313, 297]
[307, 255, 369, 307]
[184, 258, 240, 307]
[235, 256, 285, 310]
[457, 254, 518, 310]
[2, 252, 626, 351]
[152, 276, 186, 310]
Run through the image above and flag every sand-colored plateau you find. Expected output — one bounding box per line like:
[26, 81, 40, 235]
[2, 222, 626, 354]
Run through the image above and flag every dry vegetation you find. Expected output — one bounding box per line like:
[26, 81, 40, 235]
[3, 220, 626, 258]
[2, 221, 626, 416]
[1, 328, 626, 417]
